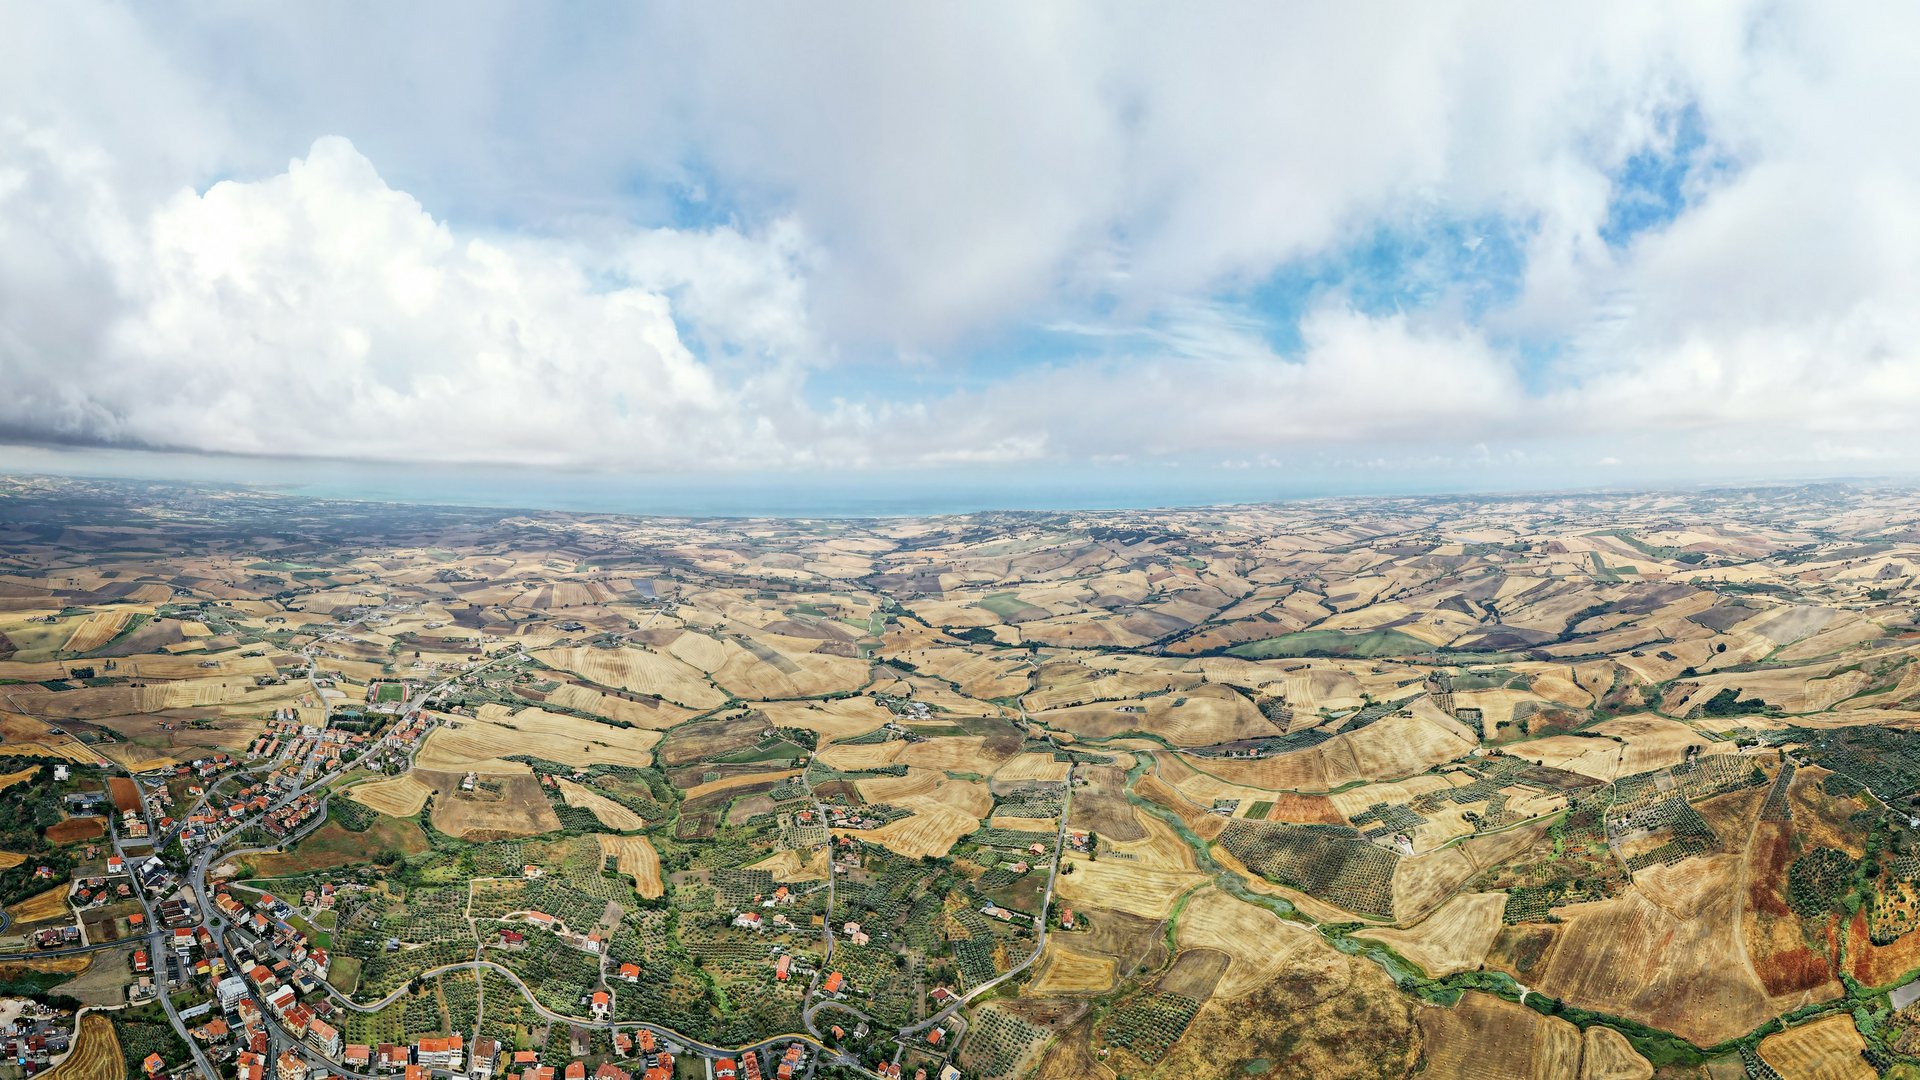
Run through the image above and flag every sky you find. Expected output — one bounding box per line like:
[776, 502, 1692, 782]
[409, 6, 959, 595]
[3, 3, 1920, 510]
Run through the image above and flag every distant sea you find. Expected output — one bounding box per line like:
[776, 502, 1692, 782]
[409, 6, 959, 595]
[3, 445, 1887, 521]
[0, 450, 1383, 519]
[266, 467, 1342, 518]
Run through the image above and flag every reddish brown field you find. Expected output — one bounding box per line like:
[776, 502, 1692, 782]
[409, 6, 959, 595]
[1262, 791, 1346, 825]
[47, 816, 106, 843]
[1745, 820, 1836, 997]
[1846, 907, 1920, 988]
[107, 777, 140, 813]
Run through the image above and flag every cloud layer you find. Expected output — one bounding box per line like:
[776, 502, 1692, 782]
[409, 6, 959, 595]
[4, 3, 1920, 480]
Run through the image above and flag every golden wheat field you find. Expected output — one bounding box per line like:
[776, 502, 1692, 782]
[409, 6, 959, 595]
[992, 751, 1073, 783]
[60, 610, 138, 654]
[1028, 943, 1117, 994]
[596, 833, 663, 898]
[558, 777, 645, 829]
[42, 1013, 125, 1080]
[681, 769, 800, 803]
[348, 773, 433, 817]
[537, 645, 729, 710]
[418, 705, 659, 770]
[745, 846, 829, 882]
[7, 884, 71, 926]
[1354, 891, 1507, 978]
[1176, 887, 1323, 998]
[541, 681, 696, 730]
[847, 800, 986, 860]
[1756, 1014, 1875, 1080]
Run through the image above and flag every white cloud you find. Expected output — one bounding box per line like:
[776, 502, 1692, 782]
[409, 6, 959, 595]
[5, 3, 1920, 483]
[1, 136, 810, 468]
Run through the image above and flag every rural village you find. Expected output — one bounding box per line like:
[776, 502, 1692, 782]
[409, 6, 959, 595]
[7, 477, 1920, 1079]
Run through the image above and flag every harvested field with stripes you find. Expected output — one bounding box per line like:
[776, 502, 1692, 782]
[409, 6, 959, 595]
[558, 777, 646, 829]
[596, 834, 663, 898]
[42, 1013, 124, 1080]
[417, 705, 659, 770]
[1030, 944, 1117, 995]
[61, 610, 139, 654]
[348, 773, 433, 817]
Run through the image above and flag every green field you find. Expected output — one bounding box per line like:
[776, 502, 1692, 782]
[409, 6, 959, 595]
[240, 814, 429, 878]
[979, 592, 1047, 620]
[375, 683, 406, 703]
[1227, 629, 1432, 660]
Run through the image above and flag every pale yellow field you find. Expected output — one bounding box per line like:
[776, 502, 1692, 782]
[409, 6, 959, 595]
[1757, 1014, 1874, 1080]
[898, 736, 1000, 771]
[1028, 943, 1117, 994]
[990, 816, 1060, 832]
[7, 884, 71, 926]
[348, 773, 433, 817]
[1419, 991, 1595, 1080]
[682, 769, 801, 803]
[61, 610, 138, 654]
[1507, 714, 1733, 781]
[1191, 708, 1474, 792]
[1326, 772, 1461, 820]
[1100, 811, 1198, 872]
[752, 697, 900, 746]
[992, 752, 1073, 783]
[1178, 886, 1323, 998]
[816, 741, 904, 771]
[0, 765, 38, 791]
[596, 834, 663, 898]
[418, 705, 660, 770]
[114, 652, 278, 680]
[1394, 820, 1549, 924]
[43, 1012, 124, 1080]
[537, 645, 729, 710]
[0, 660, 74, 682]
[0, 851, 25, 870]
[1582, 1026, 1655, 1080]
[542, 682, 697, 730]
[1355, 891, 1506, 977]
[851, 769, 993, 861]
[746, 846, 830, 882]
[0, 712, 108, 763]
[706, 636, 872, 700]
[1055, 826, 1203, 921]
[558, 778, 645, 830]
[845, 801, 984, 860]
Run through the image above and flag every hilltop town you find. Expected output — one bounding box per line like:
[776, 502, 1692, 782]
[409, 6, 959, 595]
[9, 477, 1920, 1078]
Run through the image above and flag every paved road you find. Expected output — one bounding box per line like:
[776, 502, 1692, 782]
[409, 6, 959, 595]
[796, 682, 1074, 1051]
[308, 954, 884, 1077]
[797, 758, 841, 1041]
[904, 757, 1074, 1038]
[150, 647, 520, 1078]
[114, 815, 221, 1080]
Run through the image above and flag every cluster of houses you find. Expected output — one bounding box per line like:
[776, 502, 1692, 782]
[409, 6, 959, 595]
[218, 889, 333, 984]
[161, 779, 282, 847]
[256, 793, 323, 840]
[821, 803, 899, 831]
[65, 851, 133, 909]
[769, 1043, 806, 1080]
[0, 1000, 74, 1071]
[341, 1032, 685, 1080]
[500, 909, 609, 957]
[170, 753, 241, 783]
